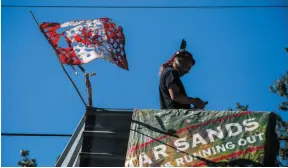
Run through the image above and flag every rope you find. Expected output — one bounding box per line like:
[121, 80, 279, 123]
[2, 133, 72, 137]
[2, 5, 288, 9]
[30, 10, 88, 107]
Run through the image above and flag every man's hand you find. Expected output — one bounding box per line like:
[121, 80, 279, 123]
[168, 83, 207, 109]
[192, 98, 206, 109]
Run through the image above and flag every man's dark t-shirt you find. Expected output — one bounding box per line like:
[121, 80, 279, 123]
[159, 66, 191, 109]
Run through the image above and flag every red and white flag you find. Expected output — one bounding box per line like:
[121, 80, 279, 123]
[40, 18, 128, 70]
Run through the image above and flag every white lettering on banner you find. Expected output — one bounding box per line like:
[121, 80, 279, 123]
[243, 118, 259, 131]
[211, 145, 217, 154]
[216, 144, 227, 153]
[238, 133, 265, 146]
[153, 145, 169, 160]
[161, 162, 173, 167]
[176, 157, 185, 166]
[156, 119, 261, 154]
[125, 156, 137, 167]
[238, 138, 247, 146]
[225, 123, 243, 137]
[126, 118, 266, 167]
[192, 151, 203, 158]
[129, 134, 266, 167]
[192, 133, 207, 147]
[165, 162, 173, 167]
[184, 155, 193, 162]
[202, 148, 212, 157]
[256, 133, 264, 141]
[174, 137, 189, 151]
[247, 136, 257, 144]
[139, 152, 153, 166]
[226, 142, 236, 150]
[207, 126, 224, 142]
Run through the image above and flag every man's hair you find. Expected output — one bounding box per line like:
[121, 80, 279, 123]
[159, 51, 195, 75]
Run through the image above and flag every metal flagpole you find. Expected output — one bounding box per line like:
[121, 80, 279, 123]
[29, 10, 88, 107]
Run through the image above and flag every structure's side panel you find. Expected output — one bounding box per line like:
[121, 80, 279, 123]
[263, 112, 278, 166]
[125, 109, 278, 167]
[79, 107, 133, 167]
[57, 108, 277, 167]
[55, 115, 85, 167]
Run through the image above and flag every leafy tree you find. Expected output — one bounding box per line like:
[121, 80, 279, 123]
[17, 150, 37, 167]
[228, 102, 249, 111]
[269, 48, 288, 166]
[229, 48, 288, 166]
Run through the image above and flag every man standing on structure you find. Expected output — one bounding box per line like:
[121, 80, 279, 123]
[159, 40, 206, 109]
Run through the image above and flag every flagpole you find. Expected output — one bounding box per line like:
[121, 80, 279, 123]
[30, 10, 88, 107]
[85, 72, 95, 106]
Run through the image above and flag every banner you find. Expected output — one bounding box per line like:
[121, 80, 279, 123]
[125, 109, 277, 167]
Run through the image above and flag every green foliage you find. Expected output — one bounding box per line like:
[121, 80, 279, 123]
[270, 49, 288, 166]
[18, 150, 37, 167]
[229, 48, 288, 166]
[228, 102, 249, 112]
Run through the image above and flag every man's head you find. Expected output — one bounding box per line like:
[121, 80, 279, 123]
[159, 50, 195, 77]
[172, 51, 195, 76]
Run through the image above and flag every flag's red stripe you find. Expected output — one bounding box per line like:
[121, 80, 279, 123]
[128, 111, 251, 154]
[192, 145, 264, 167]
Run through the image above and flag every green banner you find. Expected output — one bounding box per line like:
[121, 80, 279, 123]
[125, 109, 276, 167]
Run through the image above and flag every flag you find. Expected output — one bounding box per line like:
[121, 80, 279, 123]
[39, 18, 128, 70]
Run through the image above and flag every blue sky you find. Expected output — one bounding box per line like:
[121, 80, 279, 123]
[1, 0, 288, 166]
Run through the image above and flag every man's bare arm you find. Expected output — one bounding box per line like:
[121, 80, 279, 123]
[168, 83, 197, 105]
